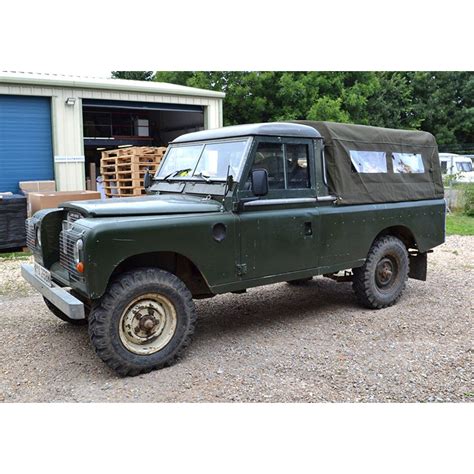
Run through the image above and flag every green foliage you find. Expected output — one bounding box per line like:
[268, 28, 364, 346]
[442, 172, 464, 187]
[448, 183, 474, 215]
[307, 97, 349, 122]
[410, 72, 474, 147]
[461, 184, 474, 216]
[365, 72, 421, 129]
[0, 251, 31, 260]
[445, 213, 474, 235]
[111, 71, 153, 81]
[151, 71, 473, 147]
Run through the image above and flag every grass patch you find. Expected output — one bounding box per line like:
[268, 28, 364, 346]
[0, 251, 32, 261]
[446, 213, 474, 236]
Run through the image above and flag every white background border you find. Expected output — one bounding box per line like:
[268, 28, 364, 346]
[1, 0, 472, 472]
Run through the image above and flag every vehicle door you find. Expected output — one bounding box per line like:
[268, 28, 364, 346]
[236, 136, 319, 281]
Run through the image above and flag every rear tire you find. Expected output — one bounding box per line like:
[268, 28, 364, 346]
[88, 268, 196, 376]
[352, 236, 409, 309]
[43, 297, 87, 326]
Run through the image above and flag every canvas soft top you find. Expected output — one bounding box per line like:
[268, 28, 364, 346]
[294, 121, 444, 205]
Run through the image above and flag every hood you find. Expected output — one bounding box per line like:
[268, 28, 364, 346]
[60, 194, 224, 217]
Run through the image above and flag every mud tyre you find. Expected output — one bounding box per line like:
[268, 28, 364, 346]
[88, 268, 196, 376]
[352, 236, 409, 309]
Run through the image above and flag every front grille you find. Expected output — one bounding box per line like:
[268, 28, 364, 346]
[59, 227, 82, 277]
[25, 218, 37, 250]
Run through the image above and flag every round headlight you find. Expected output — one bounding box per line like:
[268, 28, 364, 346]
[36, 227, 42, 247]
[73, 239, 83, 264]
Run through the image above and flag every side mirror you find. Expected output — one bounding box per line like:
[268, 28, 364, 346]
[144, 170, 152, 189]
[251, 169, 268, 197]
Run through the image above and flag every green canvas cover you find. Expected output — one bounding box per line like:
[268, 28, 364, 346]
[294, 121, 444, 205]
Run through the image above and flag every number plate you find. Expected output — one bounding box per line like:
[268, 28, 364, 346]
[34, 262, 52, 287]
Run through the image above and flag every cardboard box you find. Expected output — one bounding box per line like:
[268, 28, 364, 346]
[28, 191, 101, 217]
[20, 181, 57, 216]
[19, 180, 56, 194]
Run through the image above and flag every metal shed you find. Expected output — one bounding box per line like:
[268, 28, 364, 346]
[0, 72, 225, 192]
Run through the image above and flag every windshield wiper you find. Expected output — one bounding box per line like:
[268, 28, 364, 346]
[195, 172, 212, 182]
[163, 168, 192, 182]
[193, 172, 228, 183]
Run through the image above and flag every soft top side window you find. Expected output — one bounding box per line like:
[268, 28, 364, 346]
[393, 153, 424, 173]
[350, 150, 387, 173]
[349, 150, 427, 174]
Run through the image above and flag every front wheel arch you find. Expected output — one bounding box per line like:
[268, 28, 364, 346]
[95, 251, 213, 300]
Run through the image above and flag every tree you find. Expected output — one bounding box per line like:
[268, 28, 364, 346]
[409, 72, 474, 148]
[111, 71, 153, 81]
[365, 72, 420, 129]
[151, 71, 473, 149]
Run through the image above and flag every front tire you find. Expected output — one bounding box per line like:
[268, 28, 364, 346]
[352, 236, 409, 309]
[88, 268, 196, 376]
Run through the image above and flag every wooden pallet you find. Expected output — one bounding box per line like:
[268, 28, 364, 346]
[101, 155, 158, 166]
[105, 185, 144, 197]
[101, 146, 166, 158]
[100, 146, 167, 198]
[101, 163, 160, 174]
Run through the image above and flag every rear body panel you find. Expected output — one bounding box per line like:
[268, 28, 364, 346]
[316, 198, 445, 270]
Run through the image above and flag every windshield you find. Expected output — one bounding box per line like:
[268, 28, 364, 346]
[456, 161, 473, 172]
[156, 139, 249, 181]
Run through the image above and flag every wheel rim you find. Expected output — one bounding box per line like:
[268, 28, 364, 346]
[119, 293, 177, 355]
[375, 256, 398, 290]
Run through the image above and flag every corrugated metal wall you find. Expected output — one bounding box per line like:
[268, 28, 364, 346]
[0, 95, 53, 193]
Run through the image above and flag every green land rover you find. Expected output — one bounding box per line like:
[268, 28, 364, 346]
[21, 121, 446, 375]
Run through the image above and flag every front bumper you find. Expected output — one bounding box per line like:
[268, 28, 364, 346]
[20, 264, 85, 320]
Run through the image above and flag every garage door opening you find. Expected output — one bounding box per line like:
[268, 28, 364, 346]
[82, 99, 204, 190]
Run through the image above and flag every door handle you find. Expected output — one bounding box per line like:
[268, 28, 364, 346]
[304, 221, 312, 236]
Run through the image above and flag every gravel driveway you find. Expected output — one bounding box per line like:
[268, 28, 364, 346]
[0, 235, 472, 402]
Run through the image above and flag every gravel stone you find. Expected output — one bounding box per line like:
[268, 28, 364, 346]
[0, 235, 472, 402]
